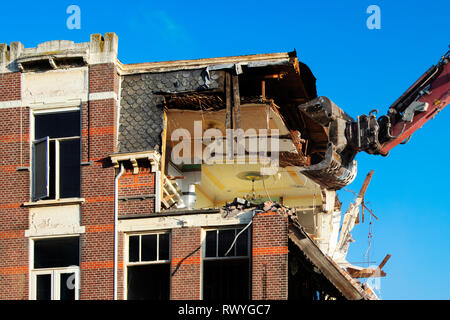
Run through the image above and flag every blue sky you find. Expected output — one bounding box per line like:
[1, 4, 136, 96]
[1, 0, 449, 299]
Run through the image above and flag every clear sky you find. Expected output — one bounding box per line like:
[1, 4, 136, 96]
[1, 0, 449, 299]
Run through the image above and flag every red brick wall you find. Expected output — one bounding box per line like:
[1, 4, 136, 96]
[170, 227, 202, 300]
[251, 211, 289, 300]
[0, 72, 29, 299]
[118, 167, 156, 216]
[88, 63, 119, 94]
[0, 72, 21, 101]
[79, 63, 119, 299]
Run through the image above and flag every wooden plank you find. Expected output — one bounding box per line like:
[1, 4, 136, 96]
[164, 193, 176, 202]
[358, 170, 374, 198]
[358, 170, 374, 224]
[378, 254, 391, 270]
[347, 267, 386, 278]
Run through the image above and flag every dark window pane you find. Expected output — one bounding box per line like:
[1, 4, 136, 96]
[33, 138, 49, 201]
[60, 272, 76, 300]
[35, 111, 80, 139]
[203, 259, 249, 300]
[141, 235, 157, 261]
[34, 237, 79, 268]
[158, 233, 170, 261]
[59, 139, 81, 198]
[36, 274, 52, 300]
[218, 229, 235, 257]
[236, 228, 248, 256]
[205, 231, 217, 257]
[129, 236, 139, 262]
[48, 140, 56, 199]
[127, 264, 170, 300]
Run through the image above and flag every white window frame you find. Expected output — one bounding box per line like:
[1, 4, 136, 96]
[30, 267, 80, 300]
[29, 235, 81, 300]
[126, 231, 171, 265]
[202, 226, 251, 261]
[125, 231, 171, 300]
[31, 107, 81, 201]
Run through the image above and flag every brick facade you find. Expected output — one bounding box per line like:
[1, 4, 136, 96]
[79, 63, 118, 300]
[118, 167, 156, 216]
[0, 71, 29, 299]
[252, 211, 289, 300]
[170, 227, 202, 300]
[0, 72, 21, 101]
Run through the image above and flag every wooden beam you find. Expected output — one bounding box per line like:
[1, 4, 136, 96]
[378, 254, 391, 270]
[232, 74, 241, 129]
[164, 193, 176, 202]
[160, 111, 168, 202]
[362, 202, 379, 220]
[358, 170, 374, 224]
[346, 267, 386, 278]
[225, 72, 232, 129]
[358, 170, 374, 198]
[261, 80, 266, 99]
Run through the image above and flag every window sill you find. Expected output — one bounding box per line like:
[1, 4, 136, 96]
[23, 198, 85, 207]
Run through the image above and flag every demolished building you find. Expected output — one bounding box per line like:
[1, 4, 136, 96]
[2, 33, 447, 300]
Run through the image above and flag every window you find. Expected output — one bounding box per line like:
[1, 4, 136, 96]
[31, 237, 80, 300]
[32, 111, 81, 201]
[203, 227, 251, 300]
[127, 232, 170, 300]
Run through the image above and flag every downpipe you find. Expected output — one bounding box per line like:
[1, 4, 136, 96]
[114, 163, 124, 300]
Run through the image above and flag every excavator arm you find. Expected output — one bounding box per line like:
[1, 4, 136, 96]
[346, 50, 450, 156]
[298, 50, 449, 189]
